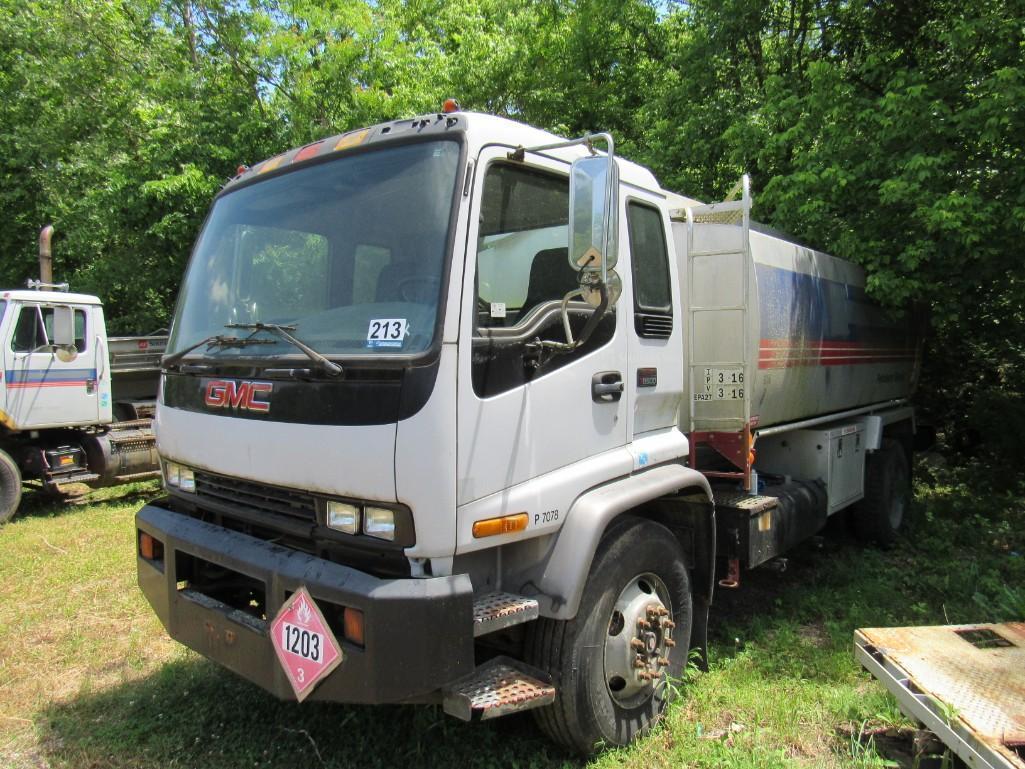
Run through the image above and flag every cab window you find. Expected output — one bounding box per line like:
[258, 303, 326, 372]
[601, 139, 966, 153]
[476, 163, 570, 328]
[12, 306, 88, 352]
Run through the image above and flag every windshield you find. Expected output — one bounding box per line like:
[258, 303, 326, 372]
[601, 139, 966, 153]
[167, 140, 461, 360]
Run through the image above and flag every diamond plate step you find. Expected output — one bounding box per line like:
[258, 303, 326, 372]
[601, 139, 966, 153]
[442, 656, 555, 721]
[472, 592, 539, 637]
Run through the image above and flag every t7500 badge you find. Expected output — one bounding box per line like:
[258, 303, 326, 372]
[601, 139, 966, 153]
[204, 379, 273, 413]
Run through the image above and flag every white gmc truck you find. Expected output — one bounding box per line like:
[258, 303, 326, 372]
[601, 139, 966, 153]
[136, 107, 919, 754]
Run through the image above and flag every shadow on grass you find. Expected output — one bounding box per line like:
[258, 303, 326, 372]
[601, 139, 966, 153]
[42, 657, 579, 769]
[14, 480, 162, 521]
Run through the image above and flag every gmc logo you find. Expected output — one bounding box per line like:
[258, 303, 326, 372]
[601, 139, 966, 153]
[204, 380, 273, 413]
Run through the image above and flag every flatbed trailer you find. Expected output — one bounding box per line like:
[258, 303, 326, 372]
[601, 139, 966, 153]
[855, 623, 1025, 769]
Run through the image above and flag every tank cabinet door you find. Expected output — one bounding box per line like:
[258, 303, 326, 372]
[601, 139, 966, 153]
[4, 303, 99, 429]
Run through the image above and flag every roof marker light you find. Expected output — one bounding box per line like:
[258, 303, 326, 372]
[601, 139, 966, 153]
[442, 98, 461, 114]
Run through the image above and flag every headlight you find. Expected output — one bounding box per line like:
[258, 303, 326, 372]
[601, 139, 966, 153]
[364, 506, 395, 541]
[163, 461, 181, 488]
[163, 461, 195, 493]
[326, 501, 360, 534]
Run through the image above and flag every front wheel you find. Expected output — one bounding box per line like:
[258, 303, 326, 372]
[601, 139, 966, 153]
[0, 449, 23, 525]
[526, 516, 692, 755]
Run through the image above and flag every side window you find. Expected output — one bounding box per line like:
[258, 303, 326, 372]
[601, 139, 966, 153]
[627, 202, 673, 338]
[476, 163, 570, 328]
[12, 307, 46, 352]
[471, 161, 616, 398]
[12, 306, 89, 353]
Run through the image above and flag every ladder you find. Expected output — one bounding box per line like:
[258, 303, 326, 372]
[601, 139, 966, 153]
[671, 175, 754, 486]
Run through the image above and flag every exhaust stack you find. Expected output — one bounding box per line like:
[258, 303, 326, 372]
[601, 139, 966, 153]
[38, 225, 54, 289]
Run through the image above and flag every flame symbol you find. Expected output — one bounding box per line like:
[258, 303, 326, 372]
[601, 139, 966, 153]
[296, 595, 313, 626]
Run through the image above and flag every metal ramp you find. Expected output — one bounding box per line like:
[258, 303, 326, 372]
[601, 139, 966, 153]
[671, 175, 755, 487]
[855, 623, 1025, 769]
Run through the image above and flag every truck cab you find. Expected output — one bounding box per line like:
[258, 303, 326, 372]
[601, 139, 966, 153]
[0, 290, 112, 430]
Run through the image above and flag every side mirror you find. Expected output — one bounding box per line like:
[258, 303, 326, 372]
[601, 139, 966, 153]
[52, 305, 78, 362]
[568, 154, 620, 307]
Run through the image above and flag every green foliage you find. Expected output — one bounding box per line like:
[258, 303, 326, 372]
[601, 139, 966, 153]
[0, 0, 1022, 468]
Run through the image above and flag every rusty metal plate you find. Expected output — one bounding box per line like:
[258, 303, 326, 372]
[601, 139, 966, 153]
[857, 623, 1025, 769]
[442, 656, 555, 721]
[472, 592, 539, 637]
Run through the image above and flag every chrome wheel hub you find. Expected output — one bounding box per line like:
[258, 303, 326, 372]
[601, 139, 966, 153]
[603, 573, 675, 706]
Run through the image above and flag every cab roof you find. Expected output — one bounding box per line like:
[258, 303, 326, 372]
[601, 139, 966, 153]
[224, 110, 667, 197]
[1, 289, 102, 305]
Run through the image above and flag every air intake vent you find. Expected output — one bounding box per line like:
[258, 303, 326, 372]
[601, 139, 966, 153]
[636, 314, 673, 339]
[194, 471, 317, 521]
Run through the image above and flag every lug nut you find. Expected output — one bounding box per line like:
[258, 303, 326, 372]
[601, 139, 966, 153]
[664, 638, 676, 648]
[657, 607, 669, 616]
[661, 619, 676, 629]
[637, 618, 651, 630]
[630, 638, 645, 651]
[658, 657, 670, 666]
[633, 657, 646, 668]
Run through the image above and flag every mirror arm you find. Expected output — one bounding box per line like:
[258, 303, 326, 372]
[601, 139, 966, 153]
[508, 132, 614, 162]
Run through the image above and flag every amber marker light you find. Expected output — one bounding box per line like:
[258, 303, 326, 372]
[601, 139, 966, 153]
[343, 607, 365, 646]
[472, 513, 528, 539]
[442, 98, 461, 113]
[139, 531, 164, 561]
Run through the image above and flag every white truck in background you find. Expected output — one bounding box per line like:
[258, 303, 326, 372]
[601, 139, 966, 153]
[136, 108, 920, 754]
[0, 228, 164, 523]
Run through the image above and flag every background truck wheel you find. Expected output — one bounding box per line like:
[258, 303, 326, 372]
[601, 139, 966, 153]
[0, 449, 23, 524]
[526, 516, 692, 755]
[854, 439, 910, 546]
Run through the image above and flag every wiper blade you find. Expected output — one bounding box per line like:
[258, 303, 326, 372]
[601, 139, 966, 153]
[226, 322, 343, 377]
[161, 334, 275, 370]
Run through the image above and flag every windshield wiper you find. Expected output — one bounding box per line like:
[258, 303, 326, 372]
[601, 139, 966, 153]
[226, 322, 343, 377]
[161, 334, 275, 370]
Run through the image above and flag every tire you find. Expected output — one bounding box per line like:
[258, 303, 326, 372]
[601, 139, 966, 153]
[853, 439, 910, 546]
[0, 449, 23, 525]
[526, 516, 693, 755]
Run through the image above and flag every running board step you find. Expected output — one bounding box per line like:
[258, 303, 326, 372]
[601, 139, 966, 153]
[472, 592, 539, 637]
[442, 657, 555, 721]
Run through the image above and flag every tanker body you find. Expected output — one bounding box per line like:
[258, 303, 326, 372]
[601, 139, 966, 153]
[678, 191, 917, 434]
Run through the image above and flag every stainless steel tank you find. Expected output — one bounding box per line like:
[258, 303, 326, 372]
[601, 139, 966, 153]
[672, 179, 920, 434]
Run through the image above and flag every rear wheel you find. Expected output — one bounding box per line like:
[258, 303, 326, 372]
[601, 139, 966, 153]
[0, 449, 23, 525]
[854, 439, 910, 546]
[527, 516, 692, 755]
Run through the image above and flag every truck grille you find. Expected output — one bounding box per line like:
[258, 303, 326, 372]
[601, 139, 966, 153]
[193, 471, 317, 522]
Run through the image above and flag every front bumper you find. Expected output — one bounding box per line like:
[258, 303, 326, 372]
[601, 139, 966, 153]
[136, 501, 475, 704]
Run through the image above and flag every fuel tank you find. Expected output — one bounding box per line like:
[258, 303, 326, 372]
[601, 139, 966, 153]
[674, 199, 920, 432]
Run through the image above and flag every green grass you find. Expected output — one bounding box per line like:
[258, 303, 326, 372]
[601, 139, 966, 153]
[0, 464, 1022, 769]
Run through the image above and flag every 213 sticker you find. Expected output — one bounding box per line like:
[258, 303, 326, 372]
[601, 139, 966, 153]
[366, 318, 408, 348]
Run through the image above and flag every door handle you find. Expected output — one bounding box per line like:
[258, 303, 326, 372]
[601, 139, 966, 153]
[592, 371, 624, 403]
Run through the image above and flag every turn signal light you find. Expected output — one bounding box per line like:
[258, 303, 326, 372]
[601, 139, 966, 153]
[442, 98, 461, 114]
[472, 513, 528, 539]
[343, 607, 365, 646]
[139, 531, 164, 562]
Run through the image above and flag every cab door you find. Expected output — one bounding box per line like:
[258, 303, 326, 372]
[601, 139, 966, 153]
[4, 303, 99, 428]
[455, 147, 629, 523]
